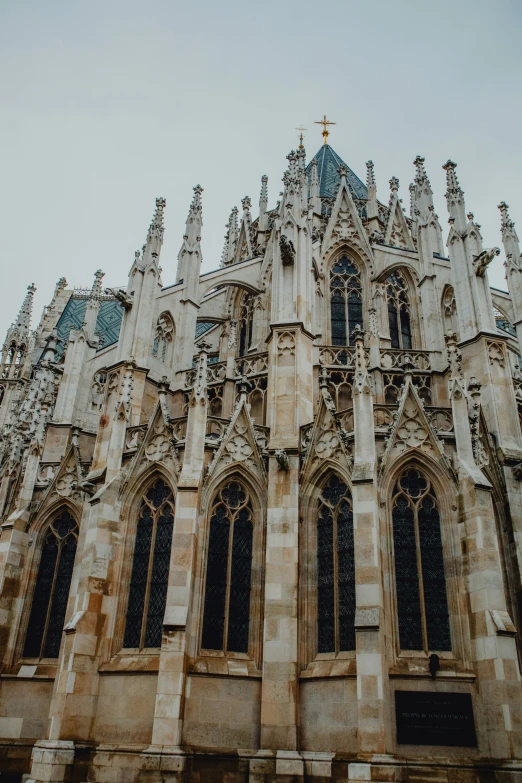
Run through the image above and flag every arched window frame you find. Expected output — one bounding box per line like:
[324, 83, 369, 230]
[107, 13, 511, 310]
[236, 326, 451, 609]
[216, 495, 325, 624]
[121, 476, 176, 651]
[328, 253, 364, 347]
[237, 293, 255, 357]
[388, 465, 454, 657]
[385, 269, 414, 350]
[21, 507, 79, 661]
[300, 468, 356, 669]
[151, 312, 174, 364]
[196, 473, 264, 666]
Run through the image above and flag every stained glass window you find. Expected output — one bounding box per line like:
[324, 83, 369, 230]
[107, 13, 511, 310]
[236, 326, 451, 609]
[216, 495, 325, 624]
[386, 271, 412, 349]
[201, 480, 253, 654]
[23, 510, 78, 659]
[317, 474, 355, 654]
[123, 478, 175, 649]
[392, 468, 451, 652]
[330, 256, 363, 347]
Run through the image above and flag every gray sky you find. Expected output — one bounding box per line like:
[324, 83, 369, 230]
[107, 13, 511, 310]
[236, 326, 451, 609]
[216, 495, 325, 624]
[1, 0, 521, 338]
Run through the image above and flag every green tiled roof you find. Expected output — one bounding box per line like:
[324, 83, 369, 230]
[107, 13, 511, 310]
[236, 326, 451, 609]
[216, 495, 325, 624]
[53, 295, 124, 357]
[306, 144, 367, 200]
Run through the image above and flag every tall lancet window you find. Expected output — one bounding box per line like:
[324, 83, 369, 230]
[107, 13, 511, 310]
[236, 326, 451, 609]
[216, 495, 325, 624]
[317, 474, 355, 654]
[330, 256, 363, 346]
[152, 313, 173, 362]
[238, 294, 255, 356]
[392, 468, 451, 652]
[202, 480, 253, 654]
[23, 510, 78, 659]
[123, 478, 175, 649]
[386, 271, 412, 349]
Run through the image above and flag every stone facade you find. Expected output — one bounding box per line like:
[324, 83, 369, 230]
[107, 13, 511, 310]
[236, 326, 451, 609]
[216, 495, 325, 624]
[0, 141, 522, 783]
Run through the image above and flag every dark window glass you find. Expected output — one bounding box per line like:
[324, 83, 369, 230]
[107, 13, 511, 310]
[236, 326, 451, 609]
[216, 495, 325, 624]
[202, 481, 254, 654]
[329, 256, 362, 347]
[317, 474, 355, 654]
[388, 301, 400, 348]
[123, 478, 175, 649]
[400, 307, 412, 349]
[392, 469, 451, 652]
[23, 510, 78, 659]
[386, 271, 413, 349]
[238, 294, 254, 356]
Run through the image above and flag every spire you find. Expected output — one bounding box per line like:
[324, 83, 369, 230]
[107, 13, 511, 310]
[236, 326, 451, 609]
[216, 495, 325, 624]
[309, 158, 320, 214]
[257, 174, 269, 238]
[409, 182, 416, 218]
[89, 269, 104, 302]
[499, 202, 521, 266]
[366, 160, 378, 224]
[413, 155, 431, 188]
[142, 197, 166, 266]
[366, 160, 376, 190]
[443, 160, 466, 231]
[84, 269, 105, 338]
[13, 284, 36, 334]
[224, 206, 239, 265]
[184, 186, 203, 245]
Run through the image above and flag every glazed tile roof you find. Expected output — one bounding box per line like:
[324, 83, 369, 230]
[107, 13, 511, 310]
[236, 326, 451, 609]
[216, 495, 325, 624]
[306, 144, 368, 200]
[54, 295, 123, 357]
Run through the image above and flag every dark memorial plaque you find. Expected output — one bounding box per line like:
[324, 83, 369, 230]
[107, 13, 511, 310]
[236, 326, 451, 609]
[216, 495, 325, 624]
[395, 691, 477, 746]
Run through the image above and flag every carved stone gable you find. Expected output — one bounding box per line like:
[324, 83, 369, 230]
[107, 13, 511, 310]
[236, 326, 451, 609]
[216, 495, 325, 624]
[300, 390, 352, 481]
[205, 393, 266, 483]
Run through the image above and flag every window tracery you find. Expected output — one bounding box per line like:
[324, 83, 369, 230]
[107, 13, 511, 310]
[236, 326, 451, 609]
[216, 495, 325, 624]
[123, 478, 175, 649]
[23, 509, 79, 659]
[238, 294, 255, 356]
[442, 286, 458, 336]
[392, 468, 451, 652]
[201, 480, 253, 654]
[152, 313, 174, 362]
[330, 256, 363, 347]
[386, 271, 412, 349]
[316, 474, 355, 654]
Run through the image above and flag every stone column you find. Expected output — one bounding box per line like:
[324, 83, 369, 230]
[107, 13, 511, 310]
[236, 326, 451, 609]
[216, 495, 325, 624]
[259, 325, 312, 764]
[447, 337, 522, 759]
[351, 329, 386, 755]
[148, 346, 209, 760]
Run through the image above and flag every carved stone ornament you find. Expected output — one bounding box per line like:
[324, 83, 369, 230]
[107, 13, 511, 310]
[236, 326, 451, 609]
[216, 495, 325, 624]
[279, 234, 295, 266]
[277, 331, 295, 356]
[274, 449, 289, 470]
[488, 342, 505, 367]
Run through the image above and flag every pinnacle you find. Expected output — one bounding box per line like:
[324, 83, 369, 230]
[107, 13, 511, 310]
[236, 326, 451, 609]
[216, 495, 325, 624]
[90, 269, 105, 301]
[366, 160, 376, 189]
[389, 176, 399, 194]
[14, 283, 36, 331]
[147, 197, 167, 244]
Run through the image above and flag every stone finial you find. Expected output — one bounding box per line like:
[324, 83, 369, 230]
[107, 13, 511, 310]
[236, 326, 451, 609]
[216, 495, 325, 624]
[498, 201, 517, 237]
[14, 284, 37, 332]
[409, 182, 416, 217]
[183, 186, 204, 245]
[337, 164, 348, 182]
[56, 277, 67, 292]
[311, 158, 319, 187]
[197, 338, 212, 355]
[366, 160, 376, 189]
[147, 197, 167, 243]
[389, 176, 399, 194]
[413, 155, 430, 185]
[89, 269, 105, 302]
[443, 160, 463, 196]
[241, 196, 252, 213]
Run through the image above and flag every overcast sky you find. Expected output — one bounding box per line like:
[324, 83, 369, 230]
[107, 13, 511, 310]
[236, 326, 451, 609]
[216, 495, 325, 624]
[1, 0, 521, 338]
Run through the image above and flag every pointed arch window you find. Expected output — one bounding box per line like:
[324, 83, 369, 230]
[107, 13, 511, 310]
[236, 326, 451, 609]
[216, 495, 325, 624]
[202, 480, 253, 654]
[386, 271, 412, 349]
[238, 294, 255, 356]
[123, 478, 175, 649]
[330, 256, 363, 347]
[23, 510, 78, 659]
[152, 314, 174, 362]
[317, 474, 355, 654]
[442, 286, 458, 337]
[392, 468, 451, 652]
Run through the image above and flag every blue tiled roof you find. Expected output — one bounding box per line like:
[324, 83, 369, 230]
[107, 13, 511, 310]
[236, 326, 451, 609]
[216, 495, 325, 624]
[53, 295, 123, 358]
[306, 145, 367, 200]
[195, 321, 216, 338]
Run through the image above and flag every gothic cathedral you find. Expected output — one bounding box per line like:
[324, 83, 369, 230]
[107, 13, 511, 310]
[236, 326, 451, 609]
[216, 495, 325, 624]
[1, 137, 522, 783]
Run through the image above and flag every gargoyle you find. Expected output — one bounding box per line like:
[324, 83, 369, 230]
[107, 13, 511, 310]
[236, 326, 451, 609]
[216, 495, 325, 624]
[275, 449, 289, 470]
[473, 247, 500, 277]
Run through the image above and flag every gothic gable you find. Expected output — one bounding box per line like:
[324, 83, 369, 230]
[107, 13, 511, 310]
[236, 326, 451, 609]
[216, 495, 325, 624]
[320, 175, 374, 273]
[124, 400, 180, 490]
[385, 198, 414, 250]
[300, 381, 352, 481]
[205, 391, 266, 484]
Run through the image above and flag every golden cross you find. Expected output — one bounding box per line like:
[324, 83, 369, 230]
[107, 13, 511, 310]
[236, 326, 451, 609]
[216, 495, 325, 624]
[296, 125, 307, 149]
[314, 114, 336, 145]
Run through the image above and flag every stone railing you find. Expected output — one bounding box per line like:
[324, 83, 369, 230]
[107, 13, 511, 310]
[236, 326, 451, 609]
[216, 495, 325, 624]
[236, 352, 269, 378]
[206, 416, 229, 441]
[380, 349, 431, 371]
[318, 346, 356, 368]
[184, 361, 227, 389]
[125, 424, 147, 451]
